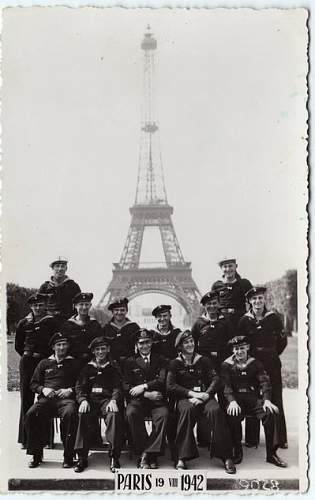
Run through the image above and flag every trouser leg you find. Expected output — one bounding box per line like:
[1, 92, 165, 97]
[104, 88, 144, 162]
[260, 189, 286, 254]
[204, 399, 233, 459]
[18, 357, 39, 445]
[100, 400, 124, 458]
[251, 398, 279, 457]
[25, 399, 53, 456]
[74, 413, 90, 459]
[126, 400, 149, 455]
[145, 405, 169, 455]
[175, 399, 199, 461]
[245, 417, 260, 446]
[226, 414, 243, 449]
[166, 399, 177, 460]
[271, 381, 287, 445]
[56, 399, 78, 460]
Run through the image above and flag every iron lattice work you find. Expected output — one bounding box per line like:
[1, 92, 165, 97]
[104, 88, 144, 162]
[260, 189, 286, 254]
[99, 27, 201, 322]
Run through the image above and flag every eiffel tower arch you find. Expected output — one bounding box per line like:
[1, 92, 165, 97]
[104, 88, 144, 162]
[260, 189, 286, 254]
[99, 27, 201, 324]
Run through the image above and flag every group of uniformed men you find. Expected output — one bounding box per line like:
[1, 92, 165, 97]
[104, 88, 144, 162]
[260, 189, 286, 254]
[15, 256, 289, 474]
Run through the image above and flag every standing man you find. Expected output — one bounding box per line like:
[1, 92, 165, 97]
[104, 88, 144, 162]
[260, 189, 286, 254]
[221, 335, 287, 468]
[24, 333, 80, 468]
[211, 258, 252, 328]
[74, 337, 124, 473]
[151, 304, 181, 460]
[15, 293, 58, 447]
[39, 257, 81, 324]
[61, 292, 102, 367]
[151, 304, 181, 362]
[103, 298, 140, 367]
[167, 330, 236, 473]
[124, 329, 169, 469]
[238, 286, 288, 448]
[192, 291, 234, 373]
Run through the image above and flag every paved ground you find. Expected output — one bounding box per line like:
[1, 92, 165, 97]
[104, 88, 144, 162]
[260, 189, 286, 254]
[5, 389, 299, 490]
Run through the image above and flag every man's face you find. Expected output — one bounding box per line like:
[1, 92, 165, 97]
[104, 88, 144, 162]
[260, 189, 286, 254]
[233, 343, 249, 363]
[156, 311, 171, 328]
[181, 336, 195, 355]
[204, 298, 220, 315]
[112, 306, 127, 322]
[52, 262, 67, 279]
[31, 301, 46, 318]
[221, 262, 237, 279]
[249, 294, 265, 312]
[94, 345, 110, 363]
[137, 339, 152, 356]
[53, 340, 69, 358]
[75, 301, 92, 316]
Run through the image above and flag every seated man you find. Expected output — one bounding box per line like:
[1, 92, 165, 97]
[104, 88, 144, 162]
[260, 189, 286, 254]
[74, 337, 124, 473]
[166, 330, 235, 473]
[124, 329, 169, 469]
[25, 333, 80, 468]
[221, 335, 287, 467]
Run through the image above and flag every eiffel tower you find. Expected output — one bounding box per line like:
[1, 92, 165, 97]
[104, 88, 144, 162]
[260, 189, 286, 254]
[99, 26, 201, 323]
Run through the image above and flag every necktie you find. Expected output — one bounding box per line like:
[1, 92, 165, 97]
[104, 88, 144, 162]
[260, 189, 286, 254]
[144, 356, 149, 364]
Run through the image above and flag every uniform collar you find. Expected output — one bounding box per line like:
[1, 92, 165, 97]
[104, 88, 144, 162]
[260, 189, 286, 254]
[110, 318, 132, 330]
[48, 354, 74, 361]
[178, 352, 201, 366]
[49, 276, 71, 287]
[88, 360, 110, 369]
[224, 354, 255, 367]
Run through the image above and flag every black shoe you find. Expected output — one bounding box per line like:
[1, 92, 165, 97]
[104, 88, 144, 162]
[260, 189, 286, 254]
[62, 459, 74, 468]
[279, 442, 288, 449]
[266, 453, 288, 468]
[149, 455, 158, 469]
[74, 459, 88, 473]
[224, 458, 236, 474]
[245, 442, 257, 448]
[233, 445, 243, 465]
[175, 459, 187, 470]
[28, 455, 42, 468]
[109, 457, 121, 473]
[139, 453, 150, 469]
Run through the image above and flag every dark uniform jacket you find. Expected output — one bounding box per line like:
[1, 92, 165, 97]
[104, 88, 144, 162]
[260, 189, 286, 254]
[238, 310, 287, 379]
[211, 274, 252, 320]
[103, 319, 140, 361]
[30, 354, 81, 397]
[15, 313, 58, 358]
[39, 276, 81, 321]
[75, 360, 123, 404]
[221, 355, 272, 403]
[61, 316, 102, 359]
[167, 354, 220, 400]
[123, 353, 168, 406]
[191, 314, 234, 361]
[152, 323, 181, 362]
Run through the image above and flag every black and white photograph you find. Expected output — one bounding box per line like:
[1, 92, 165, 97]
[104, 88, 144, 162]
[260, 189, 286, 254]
[2, 5, 308, 493]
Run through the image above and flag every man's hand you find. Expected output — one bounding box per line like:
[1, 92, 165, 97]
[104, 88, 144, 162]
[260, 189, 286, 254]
[188, 390, 204, 399]
[198, 392, 210, 402]
[106, 400, 118, 413]
[129, 384, 146, 397]
[188, 397, 203, 406]
[144, 391, 163, 401]
[263, 400, 279, 414]
[78, 400, 90, 413]
[55, 388, 73, 399]
[227, 401, 241, 416]
[42, 387, 55, 398]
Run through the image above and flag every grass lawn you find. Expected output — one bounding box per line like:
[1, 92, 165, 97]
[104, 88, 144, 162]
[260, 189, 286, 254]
[6, 335, 299, 391]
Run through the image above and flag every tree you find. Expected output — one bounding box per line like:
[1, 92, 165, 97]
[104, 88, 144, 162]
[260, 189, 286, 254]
[6, 283, 37, 334]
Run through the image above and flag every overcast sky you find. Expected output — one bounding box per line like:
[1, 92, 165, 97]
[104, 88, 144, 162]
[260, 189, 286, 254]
[3, 7, 308, 303]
